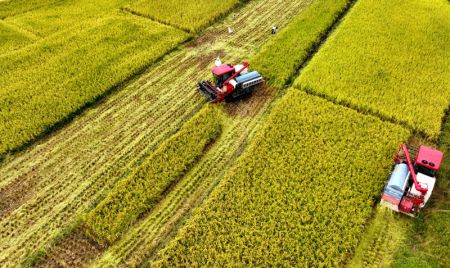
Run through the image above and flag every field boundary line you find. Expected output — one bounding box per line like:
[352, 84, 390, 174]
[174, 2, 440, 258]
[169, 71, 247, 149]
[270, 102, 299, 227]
[17, 102, 207, 268]
[0, 0, 255, 164]
[253, 0, 361, 139]
[145, 124, 257, 265]
[0, 36, 193, 164]
[0, 18, 39, 39]
[121, 7, 190, 33]
[271, 0, 429, 139]
[298, 85, 425, 137]
[283, 0, 358, 89]
[121, 0, 247, 34]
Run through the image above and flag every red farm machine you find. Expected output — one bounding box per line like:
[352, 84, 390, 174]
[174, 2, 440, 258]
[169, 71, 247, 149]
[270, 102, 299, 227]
[197, 61, 264, 102]
[381, 144, 444, 217]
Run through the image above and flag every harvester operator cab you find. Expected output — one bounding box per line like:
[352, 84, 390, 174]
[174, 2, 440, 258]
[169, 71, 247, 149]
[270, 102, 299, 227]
[211, 64, 235, 89]
[198, 61, 261, 103]
[414, 145, 443, 177]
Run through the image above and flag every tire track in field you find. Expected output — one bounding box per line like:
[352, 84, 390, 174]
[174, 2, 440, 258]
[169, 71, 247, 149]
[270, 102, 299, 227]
[91, 84, 277, 267]
[0, 0, 312, 266]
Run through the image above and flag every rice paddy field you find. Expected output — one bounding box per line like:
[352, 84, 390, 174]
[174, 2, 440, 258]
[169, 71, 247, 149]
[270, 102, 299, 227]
[0, 0, 448, 267]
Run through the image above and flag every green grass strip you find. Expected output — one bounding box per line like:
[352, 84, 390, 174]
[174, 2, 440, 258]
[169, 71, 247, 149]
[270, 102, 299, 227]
[392, 110, 450, 268]
[153, 89, 409, 266]
[0, 13, 189, 156]
[251, 0, 353, 89]
[83, 105, 223, 245]
[439, 111, 450, 184]
[295, 0, 450, 139]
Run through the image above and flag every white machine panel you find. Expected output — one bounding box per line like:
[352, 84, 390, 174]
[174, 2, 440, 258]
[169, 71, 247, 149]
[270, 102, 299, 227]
[409, 173, 436, 208]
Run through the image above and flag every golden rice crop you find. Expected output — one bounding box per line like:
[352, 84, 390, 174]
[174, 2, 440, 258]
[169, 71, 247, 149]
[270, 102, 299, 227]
[83, 105, 223, 246]
[4, 0, 131, 37]
[0, 20, 36, 54]
[295, 0, 450, 139]
[252, 0, 352, 89]
[0, 14, 189, 156]
[0, 0, 61, 19]
[153, 89, 409, 267]
[126, 0, 240, 32]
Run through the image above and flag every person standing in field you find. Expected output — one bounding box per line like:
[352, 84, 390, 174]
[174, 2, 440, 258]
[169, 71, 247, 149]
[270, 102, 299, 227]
[271, 26, 278, 34]
[215, 57, 222, 67]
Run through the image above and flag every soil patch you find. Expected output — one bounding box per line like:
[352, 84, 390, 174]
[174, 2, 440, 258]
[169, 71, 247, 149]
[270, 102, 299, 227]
[0, 172, 40, 219]
[187, 28, 224, 48]
[36, 229, 104, 268]
[196, 50, 226, 70]
[225, 83, 276, 118]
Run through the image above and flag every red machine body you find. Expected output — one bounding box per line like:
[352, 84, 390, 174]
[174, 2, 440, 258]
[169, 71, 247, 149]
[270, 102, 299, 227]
[197, 62, 264, 102]
[416, 145, 443, 171]
[381, 144, 444, 217]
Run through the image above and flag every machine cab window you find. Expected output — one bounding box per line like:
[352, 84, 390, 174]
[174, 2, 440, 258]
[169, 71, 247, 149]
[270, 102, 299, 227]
[211, 64, 235, 88]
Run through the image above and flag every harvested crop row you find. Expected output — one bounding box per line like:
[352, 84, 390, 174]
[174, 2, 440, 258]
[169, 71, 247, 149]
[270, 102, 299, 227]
[348, 207, 409, 267]
[393, 112, 450, 267]
[153, 89, 409, 266]
[84, 105, 223, 246]
[0, 13, 189, 155]
[127, 0, 240, 33]
[0, 20, 36, 54]
[0, 0, 310, 265]
[90, 85, 276, 267]
[252, 0, 353, 89]
[350, 112, 450, 268]
[295, 0, 450, 139]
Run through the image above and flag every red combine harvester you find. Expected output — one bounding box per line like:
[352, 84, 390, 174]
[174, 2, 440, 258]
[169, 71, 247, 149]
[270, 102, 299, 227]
[381, 144, 444, 217]
[198, 61, 264, 102]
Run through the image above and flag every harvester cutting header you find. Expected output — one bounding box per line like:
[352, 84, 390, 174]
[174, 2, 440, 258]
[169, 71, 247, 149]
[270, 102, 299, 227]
[381, 144, 444, 217]
[198, 60, 264, 102]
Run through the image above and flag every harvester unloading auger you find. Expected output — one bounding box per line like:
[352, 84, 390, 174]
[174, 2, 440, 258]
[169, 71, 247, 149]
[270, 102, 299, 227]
[381, 144, 444, 217]
[198, 61, 264, 102]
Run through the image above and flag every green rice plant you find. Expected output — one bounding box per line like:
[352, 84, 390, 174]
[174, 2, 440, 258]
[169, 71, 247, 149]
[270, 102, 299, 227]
[126, 0, 240, 32]
[0, 14, 189, 156]
[252, 0, 353, 89]
[295, 0, 450, 139]
[0, 20, 36, 54]
[152, 89, 409, 266]
[83, 105, 223, 246]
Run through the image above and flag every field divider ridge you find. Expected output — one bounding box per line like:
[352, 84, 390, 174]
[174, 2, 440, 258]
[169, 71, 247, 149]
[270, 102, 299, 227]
[0, 0, 321, 266]
[0, 30, 193, 164]
[120, 7, 190, 33]
[258, 0, 424, 138]
[282, 0, 358, 89]
[298, 85, 426, 139]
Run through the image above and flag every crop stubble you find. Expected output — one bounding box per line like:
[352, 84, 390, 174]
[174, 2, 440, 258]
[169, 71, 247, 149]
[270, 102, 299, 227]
[0, 0, 312, 266]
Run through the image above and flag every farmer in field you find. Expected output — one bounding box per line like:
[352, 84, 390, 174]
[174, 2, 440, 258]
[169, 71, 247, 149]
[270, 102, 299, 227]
[215, 57, 222, 67]
[271, 26, 278, 34]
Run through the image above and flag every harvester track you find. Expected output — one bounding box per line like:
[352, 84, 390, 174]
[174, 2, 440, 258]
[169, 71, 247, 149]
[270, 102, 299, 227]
[0, 0, 312, 266]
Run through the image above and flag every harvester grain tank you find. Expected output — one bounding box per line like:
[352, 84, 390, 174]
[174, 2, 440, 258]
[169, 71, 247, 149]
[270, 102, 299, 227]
[197, 61, 264, 102]
[381, 144, 444, 217]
